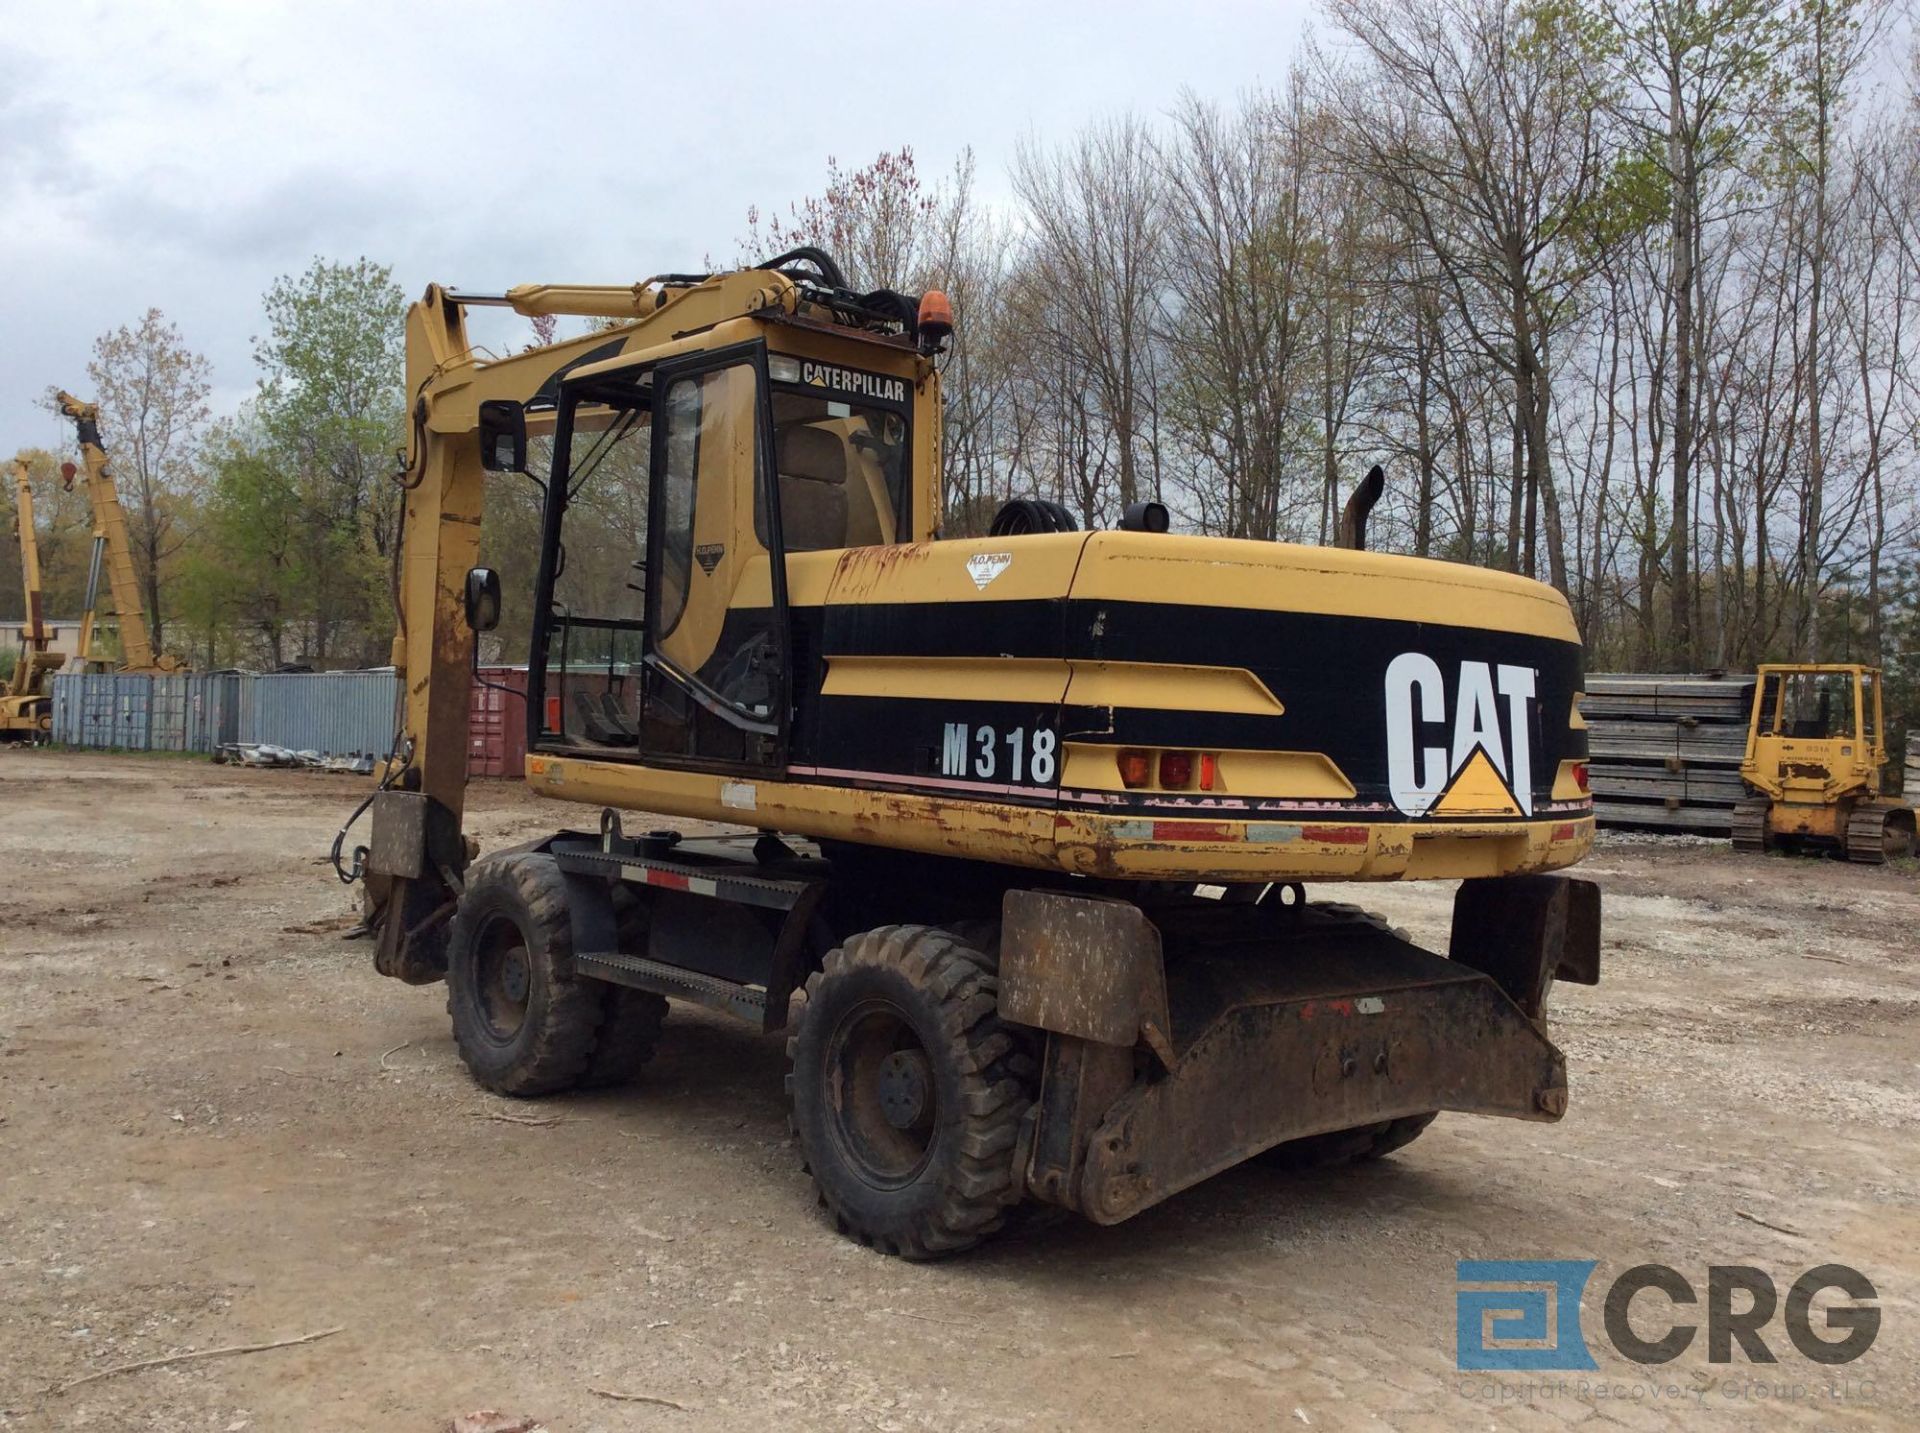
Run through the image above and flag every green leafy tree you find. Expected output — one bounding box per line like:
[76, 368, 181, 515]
[253, 257, 407, 664]
[183, 413, 308, 668]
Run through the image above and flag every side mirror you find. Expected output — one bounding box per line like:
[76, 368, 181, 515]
[464, 567, 502, 633]
[478, 400, 527, 473]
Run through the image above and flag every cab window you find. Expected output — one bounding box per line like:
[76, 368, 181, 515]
[760, 386, 909, 552]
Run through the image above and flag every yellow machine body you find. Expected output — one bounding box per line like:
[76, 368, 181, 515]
[1736, 663, 1914, 862]
[3, 456, 63, 738]
[54, 391, 185, 675]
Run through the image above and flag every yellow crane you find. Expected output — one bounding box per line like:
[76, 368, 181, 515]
[341, 249, 1602, 1256]
[54, 391, 183, 674]
[2, 455, 64, 739]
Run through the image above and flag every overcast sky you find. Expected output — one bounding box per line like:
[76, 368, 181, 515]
[1, 0, 1313, 448]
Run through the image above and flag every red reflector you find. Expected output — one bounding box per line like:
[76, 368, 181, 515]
[1117, 748, 1151, 788]
[1300, 825, 1369, 845]
[1198, 752, 1218, 791]
[545, 695, 562, 730]
[1152, 820, 1234, 842]
[1553, 822, 1577, 840]
[1572, 762, 1590, 792]
[1159, 751, 1194, 788]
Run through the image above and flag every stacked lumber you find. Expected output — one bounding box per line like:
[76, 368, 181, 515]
[1584, 673, 1756, 834]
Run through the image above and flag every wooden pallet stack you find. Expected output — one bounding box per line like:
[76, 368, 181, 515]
[1583, 673, 1756, 834]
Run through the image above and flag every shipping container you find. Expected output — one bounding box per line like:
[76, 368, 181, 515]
[469, 666, 530, 778]
[242, 670, 400, 758]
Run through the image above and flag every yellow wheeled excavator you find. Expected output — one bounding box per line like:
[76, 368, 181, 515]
[2, 455, 63, 739]
[54, 391, 183, 674]
[342, 248, 1602, 1256]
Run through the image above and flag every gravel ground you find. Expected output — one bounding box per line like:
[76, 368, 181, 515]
[1, 749, 1915, 1431]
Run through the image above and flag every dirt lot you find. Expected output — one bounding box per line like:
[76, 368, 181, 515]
[1, 749, 1915, 1431]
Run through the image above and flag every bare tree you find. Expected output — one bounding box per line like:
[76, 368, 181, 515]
[86, 308, 212, 654]
[1320, 0, 1643, 587]
[1012, 115, 1166, 511]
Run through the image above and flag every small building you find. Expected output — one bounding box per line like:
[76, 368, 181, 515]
[0, 617, 111, 660]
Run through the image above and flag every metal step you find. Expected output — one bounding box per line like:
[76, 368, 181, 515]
[552, 838, 819, 912]
[574, 948, 769, 1024]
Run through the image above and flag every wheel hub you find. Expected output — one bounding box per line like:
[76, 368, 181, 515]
[823, 999, 941, 1189]
[876, 1049, 931, 1130]
[498, 951, 530, 1004]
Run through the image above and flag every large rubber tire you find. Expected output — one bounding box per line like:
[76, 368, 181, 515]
[1259, 1113, 1438, 1171]
[445, 852, 606, 1096]
[580, 987, 669, 1089]
[786, 924, 1033, 1259]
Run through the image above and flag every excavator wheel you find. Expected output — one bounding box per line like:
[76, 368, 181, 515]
[1258, 1113, 1438, 1171]
[785, 924, 1033, 1259]
[445, 852, 607, 1096]
[1731, 798, 1773, 855]
[1846, 802, 1916, 865]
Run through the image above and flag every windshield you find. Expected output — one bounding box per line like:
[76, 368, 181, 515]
[1759, 670, 1858, 740]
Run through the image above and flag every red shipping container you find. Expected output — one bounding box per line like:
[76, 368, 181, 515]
[469, 666, 530, 779]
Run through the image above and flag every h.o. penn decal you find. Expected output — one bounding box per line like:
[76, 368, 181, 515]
[1385, 653, 1537, 818]
[965, 552, 1012, 590]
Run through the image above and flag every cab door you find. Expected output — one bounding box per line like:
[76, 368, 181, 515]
[639, 341, 790, 773]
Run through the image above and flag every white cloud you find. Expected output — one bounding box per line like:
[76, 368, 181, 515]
[0, 0, 1311, 443]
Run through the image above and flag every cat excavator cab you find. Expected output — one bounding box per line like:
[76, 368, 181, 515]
[342, 248, 1602, 1256]
[1733, 663, 1915, 863]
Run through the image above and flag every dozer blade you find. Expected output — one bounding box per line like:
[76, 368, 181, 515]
[1002, 879, 1597, 1226]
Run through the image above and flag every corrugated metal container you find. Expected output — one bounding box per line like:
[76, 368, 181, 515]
[469, 666, 531, 778]
[112, 674, 152, 750]
[467, 667, 638, 779]
[51, 675, 76, 745]
[51, 673, 154, 749]
[149, 675, 189, 752]
[186, 672, 242, 752]
[242, 670, 400, 758]
[78, 674, 117, 747]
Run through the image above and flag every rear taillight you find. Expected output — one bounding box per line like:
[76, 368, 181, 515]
[1573, 762, 1590, 792]
[1159, 751, 1194, 788]
[1117, 748, 1152, 788]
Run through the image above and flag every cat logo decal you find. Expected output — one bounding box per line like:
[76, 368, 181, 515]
[1384, 653, 1537, 818]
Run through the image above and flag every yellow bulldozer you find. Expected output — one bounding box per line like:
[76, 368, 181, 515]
[343, 248, 1602, 1256]
[1733, 663, 1915, 863]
